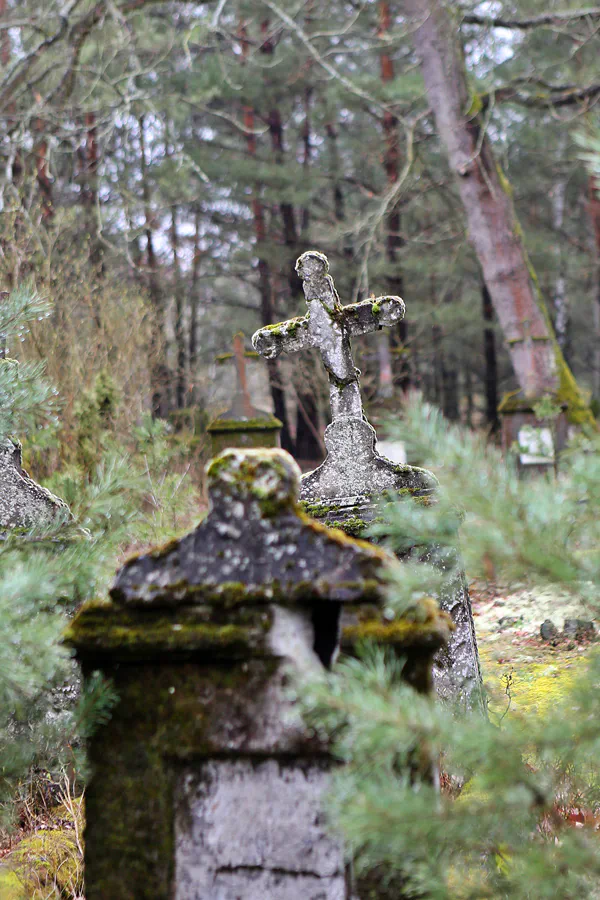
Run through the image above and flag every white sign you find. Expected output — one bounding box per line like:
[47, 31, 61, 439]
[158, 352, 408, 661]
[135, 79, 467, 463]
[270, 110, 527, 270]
[518, 425, 555, 466]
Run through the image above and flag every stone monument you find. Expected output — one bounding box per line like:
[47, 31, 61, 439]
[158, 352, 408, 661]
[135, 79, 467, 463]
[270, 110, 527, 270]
[0, 356, 70, 530]
[66, 447, 450, 899]
[253, 250, 483, 710]
[206, 332, 282, 456]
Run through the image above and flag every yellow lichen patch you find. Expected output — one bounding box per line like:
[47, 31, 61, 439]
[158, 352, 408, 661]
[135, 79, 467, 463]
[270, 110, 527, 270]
[478, 643, 591, 720]
[0, 869, 25, 900]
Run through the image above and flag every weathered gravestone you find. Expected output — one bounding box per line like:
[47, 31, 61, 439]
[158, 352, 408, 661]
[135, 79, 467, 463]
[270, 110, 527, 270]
[499, 391, 568, 476]
[253, 251, 483, 710]
[0, 357, 70, 530]
[66, 447, 451, 900]
[206, 332, 282, 456]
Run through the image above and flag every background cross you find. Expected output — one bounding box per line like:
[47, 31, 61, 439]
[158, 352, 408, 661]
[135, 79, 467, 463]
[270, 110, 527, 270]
[252, 251, 405, 421]
[216, 332, 261, 419]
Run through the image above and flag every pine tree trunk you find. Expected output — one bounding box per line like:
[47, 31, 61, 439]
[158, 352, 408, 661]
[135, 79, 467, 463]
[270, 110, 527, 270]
[170, 206, 186, 411]
[588, 176, 600, 399]
[405, 0, 591, 421]
[326, 121, 352, 260]
[139, 116, 169, 418]
[552, 177, 568, 356]
[34, 119, 53, 221]
[379, 1, 410, 392]
[189, 208, 201, 404]
[84, 112, 103, 276]
[482, 283, 499, 432]
[242, 101, 294, 452]
[261, 34, 321, 462]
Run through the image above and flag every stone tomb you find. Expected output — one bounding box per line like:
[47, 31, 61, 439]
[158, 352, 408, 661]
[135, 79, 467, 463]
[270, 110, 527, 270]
[253, 251, 483, 710]
[66, 448, 450, 900]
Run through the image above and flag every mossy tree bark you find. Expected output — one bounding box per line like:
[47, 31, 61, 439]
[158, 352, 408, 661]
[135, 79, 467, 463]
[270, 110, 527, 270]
[405, 0, 594, 424]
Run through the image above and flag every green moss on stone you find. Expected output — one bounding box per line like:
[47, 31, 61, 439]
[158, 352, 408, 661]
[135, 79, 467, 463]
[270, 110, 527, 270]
[207, 415, 282, 433]
[64, 602, 273, 659]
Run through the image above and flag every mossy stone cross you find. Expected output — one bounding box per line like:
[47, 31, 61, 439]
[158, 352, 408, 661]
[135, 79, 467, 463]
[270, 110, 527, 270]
[252, 251, 405, 420]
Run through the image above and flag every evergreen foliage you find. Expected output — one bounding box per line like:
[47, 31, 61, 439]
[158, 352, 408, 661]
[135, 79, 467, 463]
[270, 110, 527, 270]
[304, 396, 600, 898]
[0, 288, 199, 824]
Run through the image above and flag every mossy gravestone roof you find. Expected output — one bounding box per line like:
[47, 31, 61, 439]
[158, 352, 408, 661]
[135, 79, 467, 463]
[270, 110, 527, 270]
[68, 448, 451, 663]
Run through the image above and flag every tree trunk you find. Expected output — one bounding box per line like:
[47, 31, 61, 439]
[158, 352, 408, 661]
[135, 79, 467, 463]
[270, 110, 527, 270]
[261, 30, 321, 462]
[379, 1, 410, 392]
[139, 116, 169, 418]
[84, 111, 103, 276]
[326, 121, 352, 260]
[482, 283, 499, 432]
[242, 100, 294, 452]
[189, 208, 201, 403]
[552, 176, 568, 356]
[405, 0, 592, 423]
[34, 119, 53, 221]
[170, 206, 186, 411]
[588, 176, 600, 399]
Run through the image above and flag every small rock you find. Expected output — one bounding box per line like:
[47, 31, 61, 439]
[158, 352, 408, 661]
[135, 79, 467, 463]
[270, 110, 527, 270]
[540, 619, 559, 641]
[498, 616, 522, 631]
[563, 619, 595, 641]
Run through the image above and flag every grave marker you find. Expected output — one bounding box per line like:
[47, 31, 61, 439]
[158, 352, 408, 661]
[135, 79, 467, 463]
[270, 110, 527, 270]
[253, 251, 483, 710]
[207, 332, 282, 455]
[0, 352, 70, 530]
[66, 447, 451, 899]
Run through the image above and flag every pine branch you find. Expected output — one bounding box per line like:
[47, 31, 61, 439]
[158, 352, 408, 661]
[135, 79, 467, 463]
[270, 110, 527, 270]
[461, 6, 600, 29]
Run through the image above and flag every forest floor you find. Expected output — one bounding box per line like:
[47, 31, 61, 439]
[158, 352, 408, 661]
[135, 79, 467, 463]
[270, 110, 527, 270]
[470, 580, 599, 721]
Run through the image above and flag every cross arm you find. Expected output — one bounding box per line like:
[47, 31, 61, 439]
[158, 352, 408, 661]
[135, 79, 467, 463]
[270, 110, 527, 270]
[252, 315, 311, 360]
[341, 296, 405, 338]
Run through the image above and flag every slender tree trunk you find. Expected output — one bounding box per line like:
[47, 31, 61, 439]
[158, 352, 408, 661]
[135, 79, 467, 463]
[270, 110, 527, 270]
[405, 0, 592, 422]
[170, 206, 186, 411]
[261, 28, 320, 460]
[379, 1, 410, 392]
[84, 111, 103, 275]
[34, 119, 53, 221]
[589, 176, 600, 399]
[482, 283, 499, 432]
[139, 116, 169, 418]
[326, 121, 352, 260]
[552, 176, 568, 356]
[242, 100, 294, 452]
[189, 208, 201, 403]
[464, 362, 473, 427]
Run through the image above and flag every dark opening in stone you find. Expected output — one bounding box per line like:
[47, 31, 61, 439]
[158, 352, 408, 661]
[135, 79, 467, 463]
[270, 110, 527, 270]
[311, 603, 341, 669]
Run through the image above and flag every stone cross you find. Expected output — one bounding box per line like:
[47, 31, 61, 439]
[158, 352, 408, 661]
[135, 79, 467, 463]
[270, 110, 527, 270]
[252, 251, 405, 421]
[252, 251, 484, 712]
[220, 331, 257, 419]
[207, 333, 282, 455]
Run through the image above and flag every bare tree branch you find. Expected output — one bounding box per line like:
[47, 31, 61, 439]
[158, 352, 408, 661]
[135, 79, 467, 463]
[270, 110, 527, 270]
[461, 6, 600, 29]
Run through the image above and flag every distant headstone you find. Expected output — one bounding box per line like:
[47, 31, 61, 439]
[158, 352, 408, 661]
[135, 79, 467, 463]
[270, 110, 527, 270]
[66, 447, 450, 899]
[253, 251, 483, 711]
[0, 357, 70, 531]
[518, 424, 554, 467]
[207, 333, 281, 456]
[499, 391, 568, 475]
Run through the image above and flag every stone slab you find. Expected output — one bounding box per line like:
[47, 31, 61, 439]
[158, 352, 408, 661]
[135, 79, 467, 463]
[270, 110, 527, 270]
[176, 759, 346, 900]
